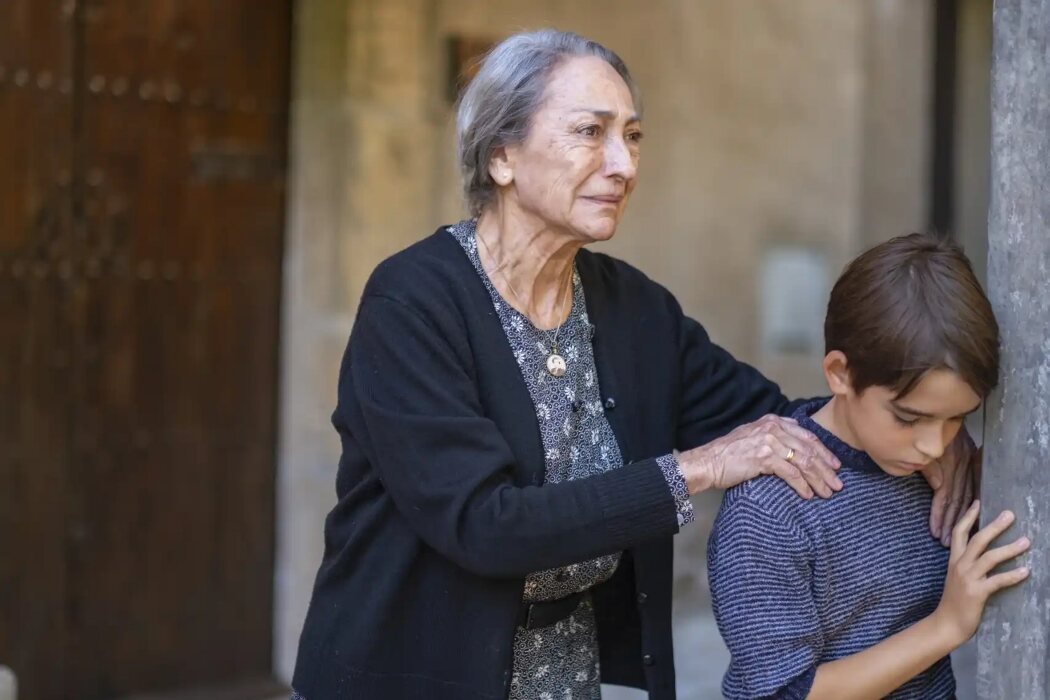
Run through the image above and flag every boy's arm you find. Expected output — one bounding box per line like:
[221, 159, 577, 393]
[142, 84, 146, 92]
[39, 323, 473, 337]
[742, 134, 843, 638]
[809, 501, 1030, 700]
[806, 615, 956, 699]
[707, 496, 824, 700]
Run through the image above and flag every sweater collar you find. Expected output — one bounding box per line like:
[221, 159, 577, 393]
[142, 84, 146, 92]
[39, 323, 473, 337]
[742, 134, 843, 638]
[792, 399, 884, 474]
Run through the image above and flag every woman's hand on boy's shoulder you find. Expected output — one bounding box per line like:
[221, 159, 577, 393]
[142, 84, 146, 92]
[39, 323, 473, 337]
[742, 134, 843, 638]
[924, 428, 979, 546]
[678, 414, 843, 499]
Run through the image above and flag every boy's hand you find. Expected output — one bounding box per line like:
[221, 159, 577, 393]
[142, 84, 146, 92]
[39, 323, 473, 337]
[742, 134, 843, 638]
[932, 501, 1030, 646]
[925, 428, 978, 545]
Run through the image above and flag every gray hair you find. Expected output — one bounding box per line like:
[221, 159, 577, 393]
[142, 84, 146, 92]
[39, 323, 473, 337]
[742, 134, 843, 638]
[455, 29, 641, 217]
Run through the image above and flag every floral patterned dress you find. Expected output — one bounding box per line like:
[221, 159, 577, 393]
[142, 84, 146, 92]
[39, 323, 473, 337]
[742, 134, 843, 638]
[450, 220, 692, 700]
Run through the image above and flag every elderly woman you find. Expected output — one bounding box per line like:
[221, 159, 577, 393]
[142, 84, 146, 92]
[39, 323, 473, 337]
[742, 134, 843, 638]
[290, 30, 975, 700]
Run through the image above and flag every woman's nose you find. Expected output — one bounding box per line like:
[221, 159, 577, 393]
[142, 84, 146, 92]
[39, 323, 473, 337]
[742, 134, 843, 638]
[604, 136, 637, 181]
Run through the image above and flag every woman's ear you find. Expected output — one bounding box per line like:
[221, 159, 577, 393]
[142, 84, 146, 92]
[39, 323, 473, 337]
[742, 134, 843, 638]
[488, 146, 513, 186]
[822, 350, 853, 397]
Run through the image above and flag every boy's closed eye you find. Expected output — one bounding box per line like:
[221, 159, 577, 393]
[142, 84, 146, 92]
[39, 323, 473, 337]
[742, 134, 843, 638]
[888, 401, 981, 427]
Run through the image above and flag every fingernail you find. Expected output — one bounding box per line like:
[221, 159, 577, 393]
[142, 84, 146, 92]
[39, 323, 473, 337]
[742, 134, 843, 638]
[1020, 567, 1030, 575]
[1002, 511, 1015, 522]
[833, 477, 844, 490]
[1020, 537, 1031, 547]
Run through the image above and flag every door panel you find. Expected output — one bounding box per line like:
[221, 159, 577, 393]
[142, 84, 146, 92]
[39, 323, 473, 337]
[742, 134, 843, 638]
[0, 2, 291, 697]
[0, 3, 75, 698]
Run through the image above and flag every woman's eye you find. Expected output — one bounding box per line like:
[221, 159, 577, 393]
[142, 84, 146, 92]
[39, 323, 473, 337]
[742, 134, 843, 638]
[578, 124, 600, 137]
[626, 130, 644, 143]
[893, 414, 919, 426]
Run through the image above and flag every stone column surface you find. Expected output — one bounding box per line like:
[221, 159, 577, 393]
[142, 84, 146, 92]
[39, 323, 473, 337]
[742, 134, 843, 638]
[976, 1, 1050, 698]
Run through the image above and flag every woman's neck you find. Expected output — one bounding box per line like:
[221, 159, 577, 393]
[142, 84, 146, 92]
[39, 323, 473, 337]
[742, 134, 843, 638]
[475, 208, 582, 330]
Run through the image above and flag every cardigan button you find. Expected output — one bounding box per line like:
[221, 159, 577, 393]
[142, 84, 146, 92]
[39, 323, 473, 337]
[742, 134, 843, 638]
[642, 654, 656, 667]
[571, 400, 583, 413]
[637, 592, 648, 605]
[555, 569, 569, 582]
[604, 397, 616, 410]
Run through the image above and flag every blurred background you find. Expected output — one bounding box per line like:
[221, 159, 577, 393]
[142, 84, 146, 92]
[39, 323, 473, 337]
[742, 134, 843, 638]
[1, 1, 994, 698]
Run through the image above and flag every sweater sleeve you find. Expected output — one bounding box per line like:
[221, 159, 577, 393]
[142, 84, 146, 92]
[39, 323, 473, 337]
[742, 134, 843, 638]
[708, 494, 823, 699]
[341, 293, 680, 579]
[675, 314, 798, 451]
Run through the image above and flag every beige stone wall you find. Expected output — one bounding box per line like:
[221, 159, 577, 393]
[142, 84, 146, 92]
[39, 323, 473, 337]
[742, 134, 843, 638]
[275, 0, 935, 683]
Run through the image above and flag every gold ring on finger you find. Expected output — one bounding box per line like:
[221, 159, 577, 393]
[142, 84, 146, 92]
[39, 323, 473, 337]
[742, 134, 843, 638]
[785, 448, 796, 463]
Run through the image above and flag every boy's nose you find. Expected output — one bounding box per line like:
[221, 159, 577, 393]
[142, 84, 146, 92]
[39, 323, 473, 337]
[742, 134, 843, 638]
[915, 424, 951, 461]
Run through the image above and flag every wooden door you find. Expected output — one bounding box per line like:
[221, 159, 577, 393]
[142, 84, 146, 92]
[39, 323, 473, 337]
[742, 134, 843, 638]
[0, 2, 291, 698]
[0, 3, 76, 699]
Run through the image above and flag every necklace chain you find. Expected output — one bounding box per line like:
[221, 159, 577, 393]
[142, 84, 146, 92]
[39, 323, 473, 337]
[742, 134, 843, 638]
[475, 228, 572, 356]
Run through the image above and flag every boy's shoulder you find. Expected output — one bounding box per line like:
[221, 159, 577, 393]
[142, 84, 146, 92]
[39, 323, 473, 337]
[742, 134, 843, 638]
[719, 476, 822, 540]
[725, 471, 828, 512]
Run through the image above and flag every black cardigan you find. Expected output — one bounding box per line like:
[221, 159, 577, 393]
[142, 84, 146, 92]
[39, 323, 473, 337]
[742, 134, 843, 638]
[291, 227, 794, 700]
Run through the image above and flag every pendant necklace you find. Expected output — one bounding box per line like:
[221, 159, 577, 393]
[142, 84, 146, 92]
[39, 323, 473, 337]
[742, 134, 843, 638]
[476, 231, 571, 378]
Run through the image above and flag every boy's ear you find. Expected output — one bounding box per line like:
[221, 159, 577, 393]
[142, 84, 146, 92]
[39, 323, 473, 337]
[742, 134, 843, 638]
[823, 350, 853, 397]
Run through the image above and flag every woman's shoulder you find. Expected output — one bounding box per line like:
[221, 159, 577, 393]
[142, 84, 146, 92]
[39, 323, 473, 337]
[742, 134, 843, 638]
[577, 248, 670, 295]
[576, 248, 686, 321]
[365, 226, 465, 292]
[361, 226, 485, 317]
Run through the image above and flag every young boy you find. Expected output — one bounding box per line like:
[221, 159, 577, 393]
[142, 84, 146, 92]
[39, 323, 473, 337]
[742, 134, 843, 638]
[707, 234, 1031, 699]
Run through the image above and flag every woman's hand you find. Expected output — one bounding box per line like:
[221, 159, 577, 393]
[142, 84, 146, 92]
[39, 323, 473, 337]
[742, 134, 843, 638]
[932, 501, 1031, 645]
[677, 414, 842, 498]
[923, 428, 979, 545]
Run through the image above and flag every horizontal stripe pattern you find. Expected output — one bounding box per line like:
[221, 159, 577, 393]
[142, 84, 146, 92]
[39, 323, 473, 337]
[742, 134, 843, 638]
[708, 400, 955, 699]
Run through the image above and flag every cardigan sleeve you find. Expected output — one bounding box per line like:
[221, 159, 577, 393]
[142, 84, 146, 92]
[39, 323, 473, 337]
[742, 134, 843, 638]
[708, 495, 823, 699]
[341, 293, 680, 579]
[675, 314, 807, 451]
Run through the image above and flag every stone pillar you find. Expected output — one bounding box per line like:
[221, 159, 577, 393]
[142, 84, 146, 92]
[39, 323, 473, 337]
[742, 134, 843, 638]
[976, 1, 1050, 698]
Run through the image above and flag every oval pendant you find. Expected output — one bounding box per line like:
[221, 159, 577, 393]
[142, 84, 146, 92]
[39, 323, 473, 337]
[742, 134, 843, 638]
[546, 353, 567, 377]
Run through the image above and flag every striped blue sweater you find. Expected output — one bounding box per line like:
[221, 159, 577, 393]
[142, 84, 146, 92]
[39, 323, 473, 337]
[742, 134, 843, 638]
[707, 399, 955, 699]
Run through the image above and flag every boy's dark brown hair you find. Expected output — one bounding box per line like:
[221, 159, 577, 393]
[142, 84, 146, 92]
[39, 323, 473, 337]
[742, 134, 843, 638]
[825, 233, 1000, 399]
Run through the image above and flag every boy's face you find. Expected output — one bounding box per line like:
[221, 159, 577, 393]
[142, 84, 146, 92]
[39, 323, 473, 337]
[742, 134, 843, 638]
[837, 367, 982, 477]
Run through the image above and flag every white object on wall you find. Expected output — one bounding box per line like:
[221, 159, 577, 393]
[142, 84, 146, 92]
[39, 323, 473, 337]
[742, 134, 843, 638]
[759, 246, 831, 357]
[0, 666, 16, 700]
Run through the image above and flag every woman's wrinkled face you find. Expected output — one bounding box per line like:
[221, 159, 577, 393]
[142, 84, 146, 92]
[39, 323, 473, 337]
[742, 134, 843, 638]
[497, 55, 642, 242]
[840, 368, 982, 478]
